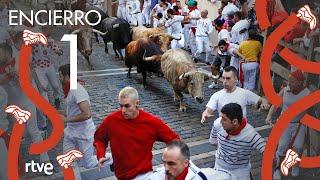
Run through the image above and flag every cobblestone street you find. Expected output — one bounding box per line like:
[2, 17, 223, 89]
[16, 37, 275, 180]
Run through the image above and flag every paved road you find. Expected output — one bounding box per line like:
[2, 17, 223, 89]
[17, 37, 274, 180]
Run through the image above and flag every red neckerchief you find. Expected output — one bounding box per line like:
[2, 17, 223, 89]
[0, 59, 15, 74]
[226, 118, 247, 139]
[191, 26, 196, 35]
[62, 79, 85, 98]
[176, 166, 189, 180]
[188, 6, 197, 13]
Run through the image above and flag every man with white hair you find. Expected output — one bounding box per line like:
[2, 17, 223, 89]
[94, 86, 179, 180]
[193, 9, 213, 64]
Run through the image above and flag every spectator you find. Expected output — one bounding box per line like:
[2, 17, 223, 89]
[165, 9, 186, 49]
[153, 12, 165, 28]
[236, 29, 262, 90]
[207, 21, 233, 89]
[193, 10, 214, 64]
[265, 70, 311, 179]
[230, 11, 250, 44]
[142, 0, 152, 26]
[221, 0, 239, 20]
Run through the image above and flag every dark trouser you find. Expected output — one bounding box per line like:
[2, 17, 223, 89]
[212, 54, 231, 76]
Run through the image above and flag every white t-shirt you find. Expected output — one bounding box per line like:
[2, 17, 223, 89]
[195, 17, 213, 36]
[206, 87, 260, 117]
[218, 29, 231, 42]
[152, 4, 164, 15]
[218, 43, 239, 56]
[221, 2, 239, 20]
[165, 15, 184, 34]
[231, 19, 250, 44]
[189, 9, 201, 26]
[65, 83, 95, 139]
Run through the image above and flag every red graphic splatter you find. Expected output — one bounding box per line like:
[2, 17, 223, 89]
[7, 44, 75, 179]
[256, 1, 320, 180]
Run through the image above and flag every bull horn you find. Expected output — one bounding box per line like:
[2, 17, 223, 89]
[179, 73, 185, 80]
[144, 56, 158, 61]
[71, 29, 81, 34]
[142, 50, 152, 61]
[179, 71, 194, 80]
[201, 72, 219, 80]
[143, 51, 161, 61]
[113, 24, 120, 28]
[92, 29, 107, 35]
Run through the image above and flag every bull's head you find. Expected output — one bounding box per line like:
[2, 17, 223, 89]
[149, 33, 181, 52]
[178, 71, 213, 103]
[71, 27, 107, 57]
[113, 22, 132, 47]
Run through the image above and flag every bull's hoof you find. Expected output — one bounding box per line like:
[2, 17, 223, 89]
[148, 74, 154, 78]
[127, 73, 131, 78]
[179, 106, 187, 112]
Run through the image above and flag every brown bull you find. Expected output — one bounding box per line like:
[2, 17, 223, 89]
[69, 26, 106, 70]
[131, 26, 180, 52]
[125, 38, 162, 87]
[161, 49, 214, 112]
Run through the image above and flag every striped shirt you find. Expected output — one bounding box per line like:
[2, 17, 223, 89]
[210, 117, 265, 170]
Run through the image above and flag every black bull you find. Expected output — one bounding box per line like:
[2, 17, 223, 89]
[125, 38, 163, 87]
[100, 17, 132, 60]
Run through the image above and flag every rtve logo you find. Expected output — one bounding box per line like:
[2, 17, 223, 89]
[25, 160, 53, 175]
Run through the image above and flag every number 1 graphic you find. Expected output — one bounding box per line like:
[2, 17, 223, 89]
[61, 34, 78, 90]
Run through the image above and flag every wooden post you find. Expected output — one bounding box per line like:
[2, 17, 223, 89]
[257, 29, 269, 95]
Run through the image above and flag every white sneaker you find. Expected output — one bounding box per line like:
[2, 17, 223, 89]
[208, 82, 218, 89]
